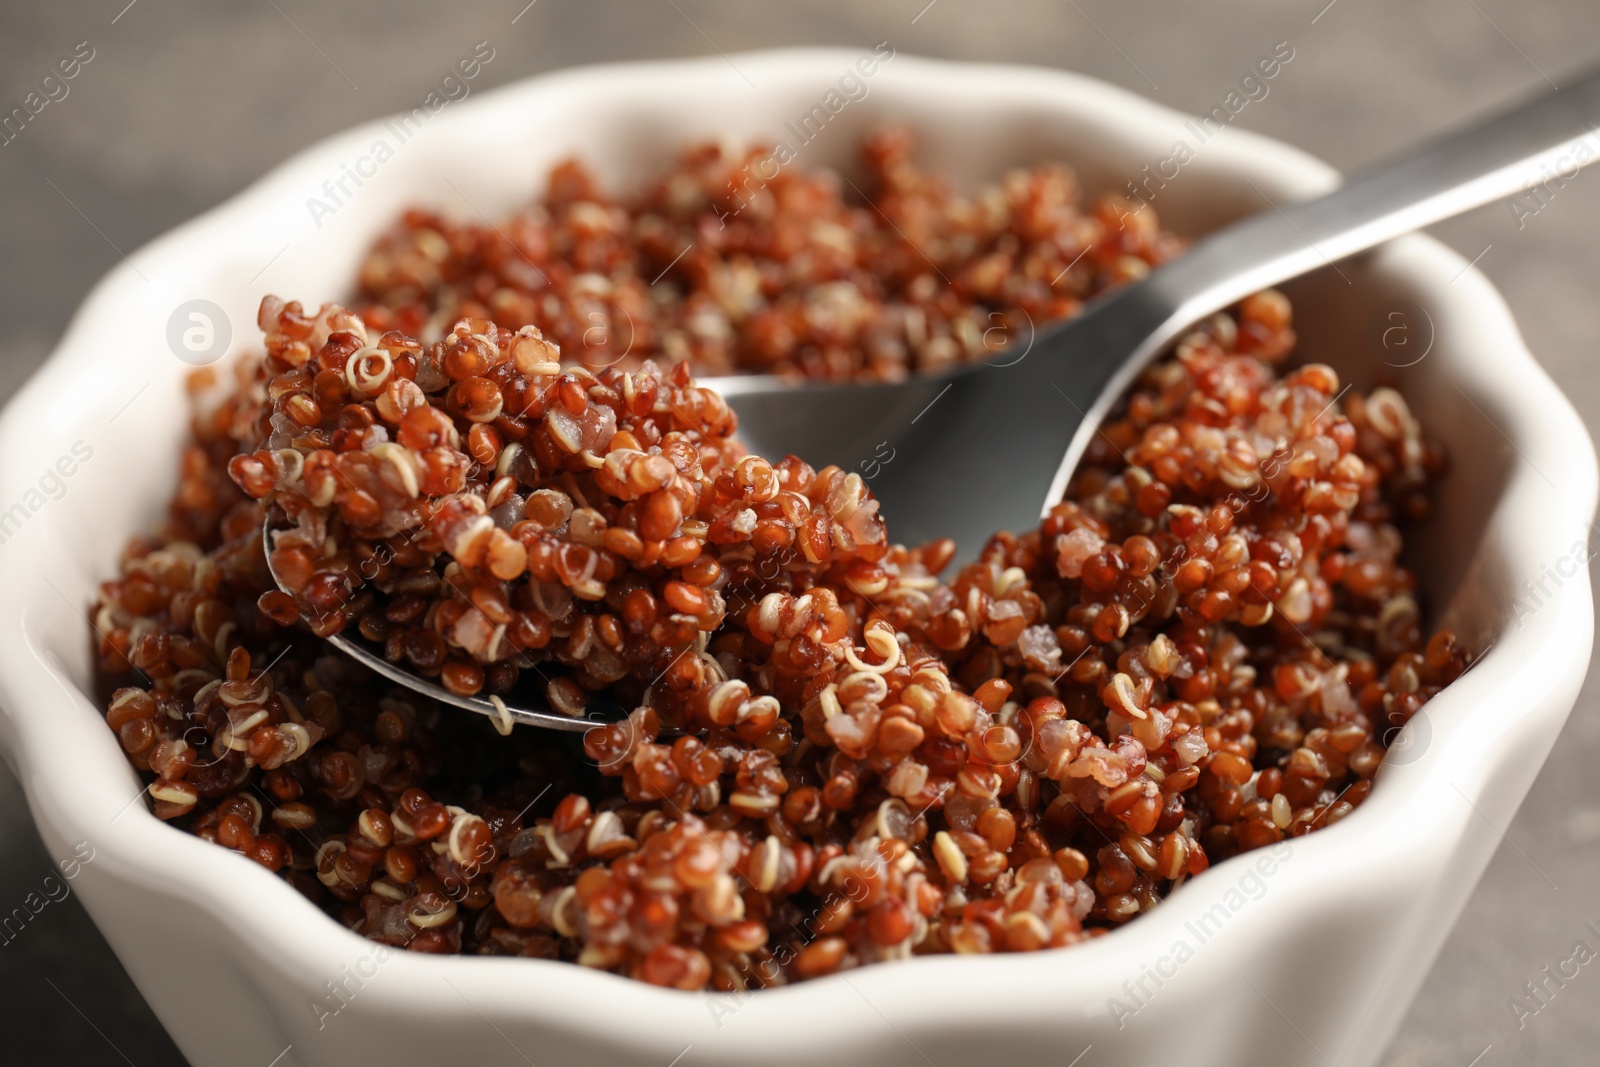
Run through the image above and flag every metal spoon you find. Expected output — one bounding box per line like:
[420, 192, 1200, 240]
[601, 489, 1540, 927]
[261, 526, 612, 731]
[269, 64, 1600, 731]
[717, 63, 1600, 553]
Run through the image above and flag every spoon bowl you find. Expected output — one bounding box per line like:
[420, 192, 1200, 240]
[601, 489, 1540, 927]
[261, 513, 609, 732]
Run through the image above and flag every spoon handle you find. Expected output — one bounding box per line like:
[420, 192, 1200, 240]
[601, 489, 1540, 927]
[1153, 63, 1600, 322]
[1035, 62, 1600, 529]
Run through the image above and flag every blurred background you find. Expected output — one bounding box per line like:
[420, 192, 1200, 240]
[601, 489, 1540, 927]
[2, 1, 1598, 1063]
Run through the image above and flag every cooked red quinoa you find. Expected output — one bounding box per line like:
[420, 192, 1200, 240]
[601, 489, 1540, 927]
[355, 127, 1185, 381]
[94, 136, 1464, 990]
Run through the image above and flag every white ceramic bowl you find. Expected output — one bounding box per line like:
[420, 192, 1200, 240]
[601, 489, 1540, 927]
[0, 49, 1592, 1067]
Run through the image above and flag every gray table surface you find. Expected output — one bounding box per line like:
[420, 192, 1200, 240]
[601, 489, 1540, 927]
[2, 1, 1598, 1064]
